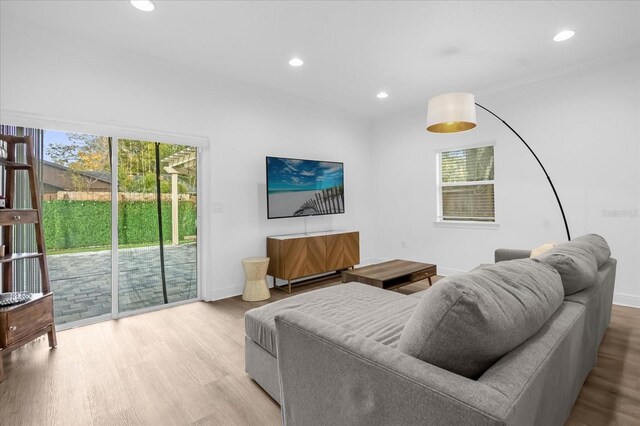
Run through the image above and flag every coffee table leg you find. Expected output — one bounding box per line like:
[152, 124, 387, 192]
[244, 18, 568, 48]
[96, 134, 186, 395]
[428, 276, 433, 287]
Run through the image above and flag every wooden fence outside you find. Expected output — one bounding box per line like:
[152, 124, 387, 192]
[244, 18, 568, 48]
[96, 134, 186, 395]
[43, 191, 196, 202]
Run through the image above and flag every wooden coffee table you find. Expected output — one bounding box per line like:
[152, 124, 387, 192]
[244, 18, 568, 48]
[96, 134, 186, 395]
[342, 259, 437, 290]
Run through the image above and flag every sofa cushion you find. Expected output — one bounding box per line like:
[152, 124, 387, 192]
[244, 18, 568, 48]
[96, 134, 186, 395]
[567, 234, 611, 267]
[536, 243, 598, 296]
[397, 258, 564, 379]
[530, 243, 556, 258]
[245, 282, 418, 357]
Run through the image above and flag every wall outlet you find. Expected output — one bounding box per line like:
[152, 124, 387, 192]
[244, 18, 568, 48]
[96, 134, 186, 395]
[213, 202, 224, 213]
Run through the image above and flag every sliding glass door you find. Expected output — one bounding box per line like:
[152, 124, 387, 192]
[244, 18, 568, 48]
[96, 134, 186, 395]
[43, 130, 112, 325]
[1, 125, 198, 326]
[117, 139, 197, 313]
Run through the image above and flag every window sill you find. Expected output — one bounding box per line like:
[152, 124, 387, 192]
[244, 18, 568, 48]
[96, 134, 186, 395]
[433, 220, 500, 230]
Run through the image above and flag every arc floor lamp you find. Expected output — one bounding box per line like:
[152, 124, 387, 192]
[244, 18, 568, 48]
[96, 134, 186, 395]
[426, 92, 571, 241]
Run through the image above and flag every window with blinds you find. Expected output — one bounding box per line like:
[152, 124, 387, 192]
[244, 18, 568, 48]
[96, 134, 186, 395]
[437, 145, 495, 222]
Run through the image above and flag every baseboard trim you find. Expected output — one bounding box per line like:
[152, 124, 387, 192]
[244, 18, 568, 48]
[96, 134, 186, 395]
[207, 285, 244, 302]
[613, 293, 640, 308]
[359, 257, 387, 266]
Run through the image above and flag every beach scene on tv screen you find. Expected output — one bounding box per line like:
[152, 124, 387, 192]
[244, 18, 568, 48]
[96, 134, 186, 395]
[267, 157, 344, 218]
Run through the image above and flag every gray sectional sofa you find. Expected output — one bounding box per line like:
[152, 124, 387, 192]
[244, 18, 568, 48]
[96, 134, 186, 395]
[244, 234, 616, 425]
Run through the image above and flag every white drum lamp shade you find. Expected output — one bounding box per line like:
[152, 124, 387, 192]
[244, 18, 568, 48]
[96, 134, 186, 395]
[426, 92, 477, 133]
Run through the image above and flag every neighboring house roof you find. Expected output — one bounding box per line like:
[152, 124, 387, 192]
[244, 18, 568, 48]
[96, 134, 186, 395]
[78, 169, 112, 183]
[41, 160, 112, 193]
[42, 160, 111, 184]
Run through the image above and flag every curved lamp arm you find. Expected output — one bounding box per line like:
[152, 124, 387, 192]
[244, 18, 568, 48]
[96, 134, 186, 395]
[475, 103, 571, 241]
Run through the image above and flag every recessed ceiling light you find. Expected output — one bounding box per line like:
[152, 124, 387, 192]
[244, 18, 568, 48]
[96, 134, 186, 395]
[553, 30, 575, 42]
[376, 92, 389, 99]
[130, 1, 155, 12]
[289, 58, 304, 67]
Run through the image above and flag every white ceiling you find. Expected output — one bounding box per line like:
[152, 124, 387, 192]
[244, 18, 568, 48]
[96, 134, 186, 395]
[2, 1, 639, 118]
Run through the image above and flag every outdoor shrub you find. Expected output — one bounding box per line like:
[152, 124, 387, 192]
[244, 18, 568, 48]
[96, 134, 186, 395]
[43, 200, 197, 251]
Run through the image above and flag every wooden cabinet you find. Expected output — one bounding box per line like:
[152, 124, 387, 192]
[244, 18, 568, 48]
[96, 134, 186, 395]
[0, 293, 55, 348]
[0, 134, 56, 382]
[267, 231, 359, 293]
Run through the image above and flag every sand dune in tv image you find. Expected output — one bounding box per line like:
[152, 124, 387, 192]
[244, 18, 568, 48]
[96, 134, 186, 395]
[267, 157, 344, 218]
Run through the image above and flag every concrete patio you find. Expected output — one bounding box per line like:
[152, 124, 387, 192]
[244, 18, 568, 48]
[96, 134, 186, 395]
[49, 243, 197, 324]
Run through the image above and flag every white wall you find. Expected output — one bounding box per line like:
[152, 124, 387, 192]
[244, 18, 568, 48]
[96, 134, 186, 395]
[371, 57, 640, 307]
[3, 17, 639, 308]
[0, 18, 374, 300]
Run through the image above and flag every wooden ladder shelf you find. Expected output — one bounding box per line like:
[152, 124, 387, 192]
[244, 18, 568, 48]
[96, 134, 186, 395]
[0, 134, 57, 382]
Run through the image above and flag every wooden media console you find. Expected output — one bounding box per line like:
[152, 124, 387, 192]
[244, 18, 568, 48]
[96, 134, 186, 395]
[266, 231, 359, 293]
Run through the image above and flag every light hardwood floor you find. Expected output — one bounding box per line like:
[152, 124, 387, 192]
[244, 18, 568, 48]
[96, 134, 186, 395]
[0, 277, 638, 425]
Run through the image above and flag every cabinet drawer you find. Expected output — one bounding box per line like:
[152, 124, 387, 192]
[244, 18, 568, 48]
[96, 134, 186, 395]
[2, 294, 54, 347]
[0, 209, 39, 226]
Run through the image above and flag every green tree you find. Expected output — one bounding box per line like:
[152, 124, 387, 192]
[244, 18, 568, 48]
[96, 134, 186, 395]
[117, 140, 190, 193]
[47, 136, 194, 194]
[47, 134, 110, 191]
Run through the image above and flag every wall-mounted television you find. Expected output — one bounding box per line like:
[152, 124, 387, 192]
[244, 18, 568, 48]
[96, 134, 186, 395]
[266, 156, 344, 219]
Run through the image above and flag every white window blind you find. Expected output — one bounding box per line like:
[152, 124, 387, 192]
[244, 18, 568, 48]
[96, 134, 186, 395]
[438, 145, 495, 222]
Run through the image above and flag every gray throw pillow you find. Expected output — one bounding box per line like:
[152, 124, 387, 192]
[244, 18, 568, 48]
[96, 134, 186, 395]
[566, 234, 611, 267]
[398, 259, 563, 379]
[536, 243, 598, 296]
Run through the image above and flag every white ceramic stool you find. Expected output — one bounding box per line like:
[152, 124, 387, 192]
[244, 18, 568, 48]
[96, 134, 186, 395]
[242, 257, 271, 302]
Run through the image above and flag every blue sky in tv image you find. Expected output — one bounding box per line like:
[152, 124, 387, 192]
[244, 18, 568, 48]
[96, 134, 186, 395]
[266, 157, 343, 193]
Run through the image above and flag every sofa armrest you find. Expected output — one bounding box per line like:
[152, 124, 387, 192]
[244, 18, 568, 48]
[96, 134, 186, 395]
[275, 310, 509, 426]
[495, 249, 531, 263]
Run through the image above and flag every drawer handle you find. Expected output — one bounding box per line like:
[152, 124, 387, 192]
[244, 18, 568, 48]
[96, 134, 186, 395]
[9, 325, 17, 331]
[13, 215, 21, 221]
